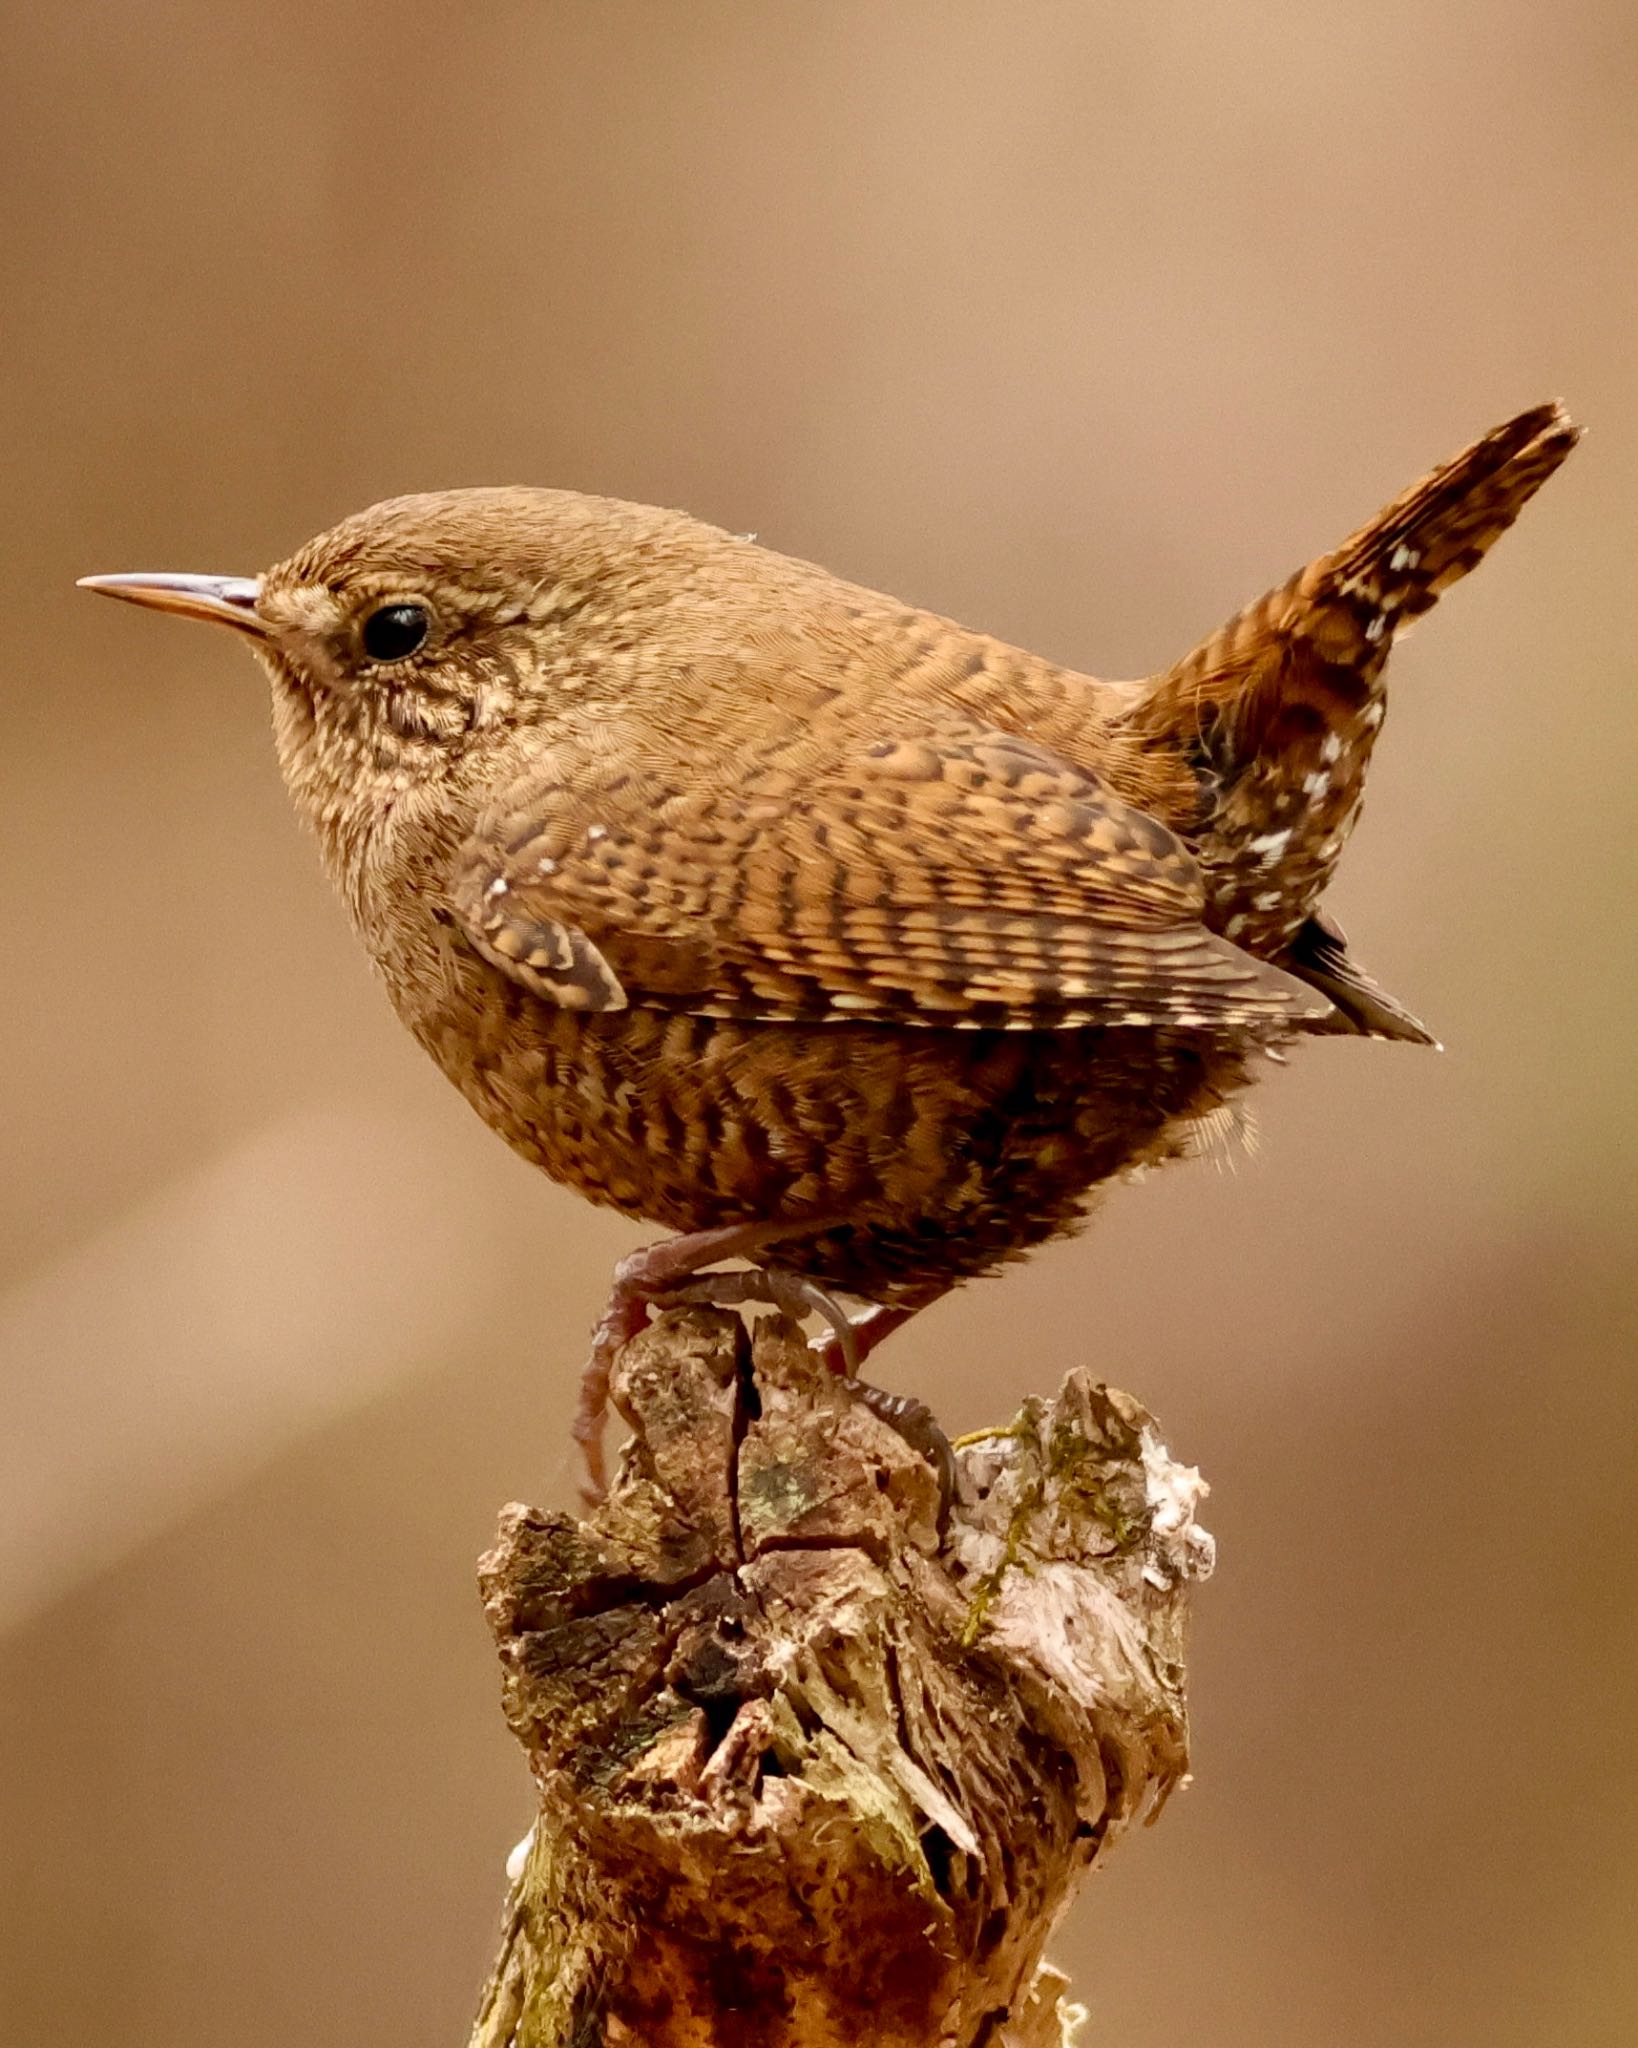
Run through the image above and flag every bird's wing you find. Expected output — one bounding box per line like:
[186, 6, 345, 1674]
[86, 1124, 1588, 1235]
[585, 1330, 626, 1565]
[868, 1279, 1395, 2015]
[451, 726, 1334, 1031]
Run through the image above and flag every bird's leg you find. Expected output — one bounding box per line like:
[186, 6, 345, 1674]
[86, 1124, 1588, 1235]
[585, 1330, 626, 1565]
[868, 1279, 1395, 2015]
[574, 1218, 838, 1502]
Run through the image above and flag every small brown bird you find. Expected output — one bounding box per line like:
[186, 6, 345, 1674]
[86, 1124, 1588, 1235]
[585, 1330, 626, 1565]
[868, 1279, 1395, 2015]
[82, 403, 1577, 1493]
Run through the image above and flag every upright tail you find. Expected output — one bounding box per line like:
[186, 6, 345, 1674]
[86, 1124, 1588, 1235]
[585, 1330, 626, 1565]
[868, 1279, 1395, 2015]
[1131, 402, 1580, 1027]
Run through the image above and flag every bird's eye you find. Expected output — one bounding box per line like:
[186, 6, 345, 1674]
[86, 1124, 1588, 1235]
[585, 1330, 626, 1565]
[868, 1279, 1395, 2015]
[361, 601, 431, 663]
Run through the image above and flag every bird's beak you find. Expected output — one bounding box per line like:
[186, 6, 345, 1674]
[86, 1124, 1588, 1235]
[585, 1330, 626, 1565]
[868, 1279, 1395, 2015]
[76, 571, 268, 641]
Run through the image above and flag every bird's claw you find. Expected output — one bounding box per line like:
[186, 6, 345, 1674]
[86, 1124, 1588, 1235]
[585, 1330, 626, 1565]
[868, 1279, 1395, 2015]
[573, 1231, 940, 1519]
[653, 1275, 959, 1527]
[651, 1263, 860, 1372]
[845, 1380, 958, 1527]
[575, 1241, 860, 1503]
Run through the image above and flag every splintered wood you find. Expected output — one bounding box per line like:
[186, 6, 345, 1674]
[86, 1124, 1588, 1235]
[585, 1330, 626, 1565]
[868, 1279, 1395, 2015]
[470, 1309, 1213, 2048]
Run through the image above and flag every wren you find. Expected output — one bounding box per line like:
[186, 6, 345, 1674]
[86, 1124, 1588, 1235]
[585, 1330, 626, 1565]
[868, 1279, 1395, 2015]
[82, 402, 1579, 1493]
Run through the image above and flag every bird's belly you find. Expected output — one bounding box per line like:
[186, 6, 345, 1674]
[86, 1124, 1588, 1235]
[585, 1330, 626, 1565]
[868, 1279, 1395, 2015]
[411, 967, 1252, 1305]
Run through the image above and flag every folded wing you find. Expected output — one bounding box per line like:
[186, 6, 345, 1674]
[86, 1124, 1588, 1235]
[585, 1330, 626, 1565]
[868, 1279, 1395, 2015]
[452, 726, 1336, 1032]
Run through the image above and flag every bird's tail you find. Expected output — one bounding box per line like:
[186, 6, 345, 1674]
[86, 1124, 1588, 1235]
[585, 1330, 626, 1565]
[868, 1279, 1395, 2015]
[1129, 402, 1580, 993]
[1146, 400, 1579, 762]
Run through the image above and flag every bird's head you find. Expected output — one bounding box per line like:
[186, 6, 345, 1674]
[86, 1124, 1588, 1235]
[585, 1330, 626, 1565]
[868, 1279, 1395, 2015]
[81, 487, 735, 842]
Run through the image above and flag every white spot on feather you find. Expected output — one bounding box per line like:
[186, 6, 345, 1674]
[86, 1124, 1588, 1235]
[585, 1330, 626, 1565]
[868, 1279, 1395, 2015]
[1321, 734, 1343, 763]
[1250, 828, 1293, 866]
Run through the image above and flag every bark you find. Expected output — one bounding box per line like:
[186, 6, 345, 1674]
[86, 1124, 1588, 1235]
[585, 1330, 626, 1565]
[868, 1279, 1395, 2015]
[468, 1307, 1214, 2048]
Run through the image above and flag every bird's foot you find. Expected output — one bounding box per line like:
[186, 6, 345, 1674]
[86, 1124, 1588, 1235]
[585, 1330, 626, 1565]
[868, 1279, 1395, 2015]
[573, 1227, 953, 1517]
[573, 1220, 840, 1504]
[649, 1263, 860, 1371]
[657, 1279, 957, 1518]
[573, 1286, 649, 1504]
[655, 1271, 955, 1508]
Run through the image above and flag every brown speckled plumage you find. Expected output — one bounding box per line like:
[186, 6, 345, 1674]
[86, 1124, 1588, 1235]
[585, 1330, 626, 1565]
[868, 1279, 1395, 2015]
[81, 402, 1579, 1484]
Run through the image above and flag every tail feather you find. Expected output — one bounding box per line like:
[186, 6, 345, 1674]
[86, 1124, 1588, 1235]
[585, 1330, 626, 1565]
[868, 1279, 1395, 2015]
[1284, 911, 1439, 1048]
[1149, 401, 1581, 761]
[1292, 399, 1582, 675]
[1130, 402, 1580, 972]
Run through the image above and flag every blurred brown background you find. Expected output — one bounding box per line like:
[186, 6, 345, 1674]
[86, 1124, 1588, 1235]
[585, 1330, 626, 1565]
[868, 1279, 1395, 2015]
[3, 3, 1635, 2043]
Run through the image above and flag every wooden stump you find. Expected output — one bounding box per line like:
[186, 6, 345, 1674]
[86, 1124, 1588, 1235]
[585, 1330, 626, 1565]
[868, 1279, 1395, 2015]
[469, 1308, 1214, 2047]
